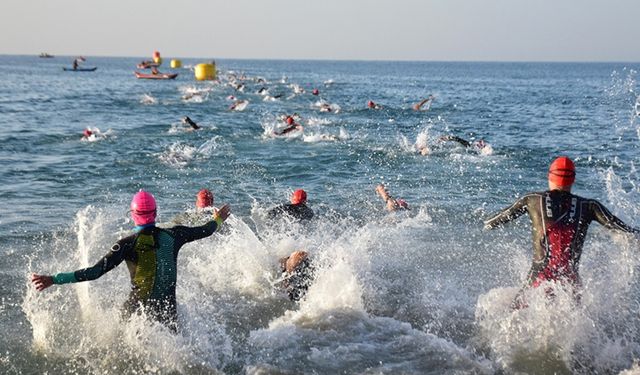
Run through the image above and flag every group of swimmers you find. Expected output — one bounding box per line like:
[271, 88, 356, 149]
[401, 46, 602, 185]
[31, 156, 639, 331]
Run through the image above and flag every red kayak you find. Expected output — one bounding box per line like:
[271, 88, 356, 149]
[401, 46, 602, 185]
[134, 71, 178, 80]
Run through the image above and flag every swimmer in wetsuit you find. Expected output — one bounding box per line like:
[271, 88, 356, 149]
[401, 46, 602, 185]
[32, 190, 231, 332]
[484, 156, 639, 306]
[275, 116, 303, 136]
[182, 116, 201, 130]
[278, 250, 315, 301]
[267, 189, 314, 221]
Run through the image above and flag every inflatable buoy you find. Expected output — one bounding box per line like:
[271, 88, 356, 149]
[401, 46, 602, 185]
[170, 59, 182, 68]
[153, 56, 163, 65]
[195, 63, 216, 81]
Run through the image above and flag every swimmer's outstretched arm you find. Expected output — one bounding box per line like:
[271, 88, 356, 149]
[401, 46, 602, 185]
[484, 196, 529, 229]
[32, 239, 130, 291]
[590, 200, 640, 234]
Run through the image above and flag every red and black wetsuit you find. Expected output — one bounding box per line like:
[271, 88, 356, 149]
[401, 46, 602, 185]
[484, 190, 638, 287]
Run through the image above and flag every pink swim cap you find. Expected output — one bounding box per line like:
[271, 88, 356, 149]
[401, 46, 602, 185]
[130, 190, 157, 225]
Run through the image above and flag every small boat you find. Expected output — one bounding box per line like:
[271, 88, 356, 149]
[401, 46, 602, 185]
[134, 71, 178, 80]
[39, 53, 54, 58]
[63, 67, 97, 72]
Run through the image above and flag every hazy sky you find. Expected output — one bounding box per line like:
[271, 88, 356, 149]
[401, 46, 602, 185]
[2, 0, 638, 61]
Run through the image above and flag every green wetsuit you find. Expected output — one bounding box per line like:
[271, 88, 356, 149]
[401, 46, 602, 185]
[53, 219, 222, 330]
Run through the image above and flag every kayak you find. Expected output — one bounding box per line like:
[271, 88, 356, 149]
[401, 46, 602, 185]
[63, 67, 97, 72]
[134, 71, 178, 80]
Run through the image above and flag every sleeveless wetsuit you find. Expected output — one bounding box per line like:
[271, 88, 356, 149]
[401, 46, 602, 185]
[484, 190, 638, 287]
[52, 220, 221, 330]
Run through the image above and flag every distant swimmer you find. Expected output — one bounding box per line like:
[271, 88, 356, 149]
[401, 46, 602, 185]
[229, 100, 249, 111]
[413, 95, 435, 111]
[267, 189, 314, 221]
[182, 116, 201, 130]
[319, 103, 333, 112]
[367, 100, 382, 109]
[312, 88, 320, 96]
[376, 184, 410, 211]
[278, 250, 315, 301]
[275, 116, 303, 136]
[484, 157, 640, 308]
[415, 135, 488, 155]
[82, 128, 93, 139]
[31, 190, 231, 332]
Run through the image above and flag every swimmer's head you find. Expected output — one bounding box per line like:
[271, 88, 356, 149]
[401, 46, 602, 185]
[291, 189, 307, 205]
[395, 198, 409, 209]
[312, 88, 319, 95]
[196, 189, 214, 208]
[83, 129, 93, 137]
[367, 100, 375, 108]
[548, 156, 575, 188]
[285, 250, 309, 273]
[130, 190, 157, 226]
[286, 116, 294, 125]
[475, 139, 486, 149]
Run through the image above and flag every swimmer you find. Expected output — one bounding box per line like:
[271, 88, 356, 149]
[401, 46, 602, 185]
[278, 250, 315, 301]
[376, 184, 410, 211]
[367, 100, 382, 109]
[31, 190, 231, 332]
[413, 95, 435, 111]
[267, 189, 314, 221]
[172, 189, 219, 226]
[312, 88, 320, 96]
[438, 135, 488, 151]
[229, 100, 249, 111]
[484, 157, 640, 308]
[275, 116, 303, 136]
[319, 103, 333, 112]
[82, 128, 93, 139]
[182, 116, 201, 130]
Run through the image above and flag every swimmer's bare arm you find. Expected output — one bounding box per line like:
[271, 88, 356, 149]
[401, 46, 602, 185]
[484, 196, 529, 229]
[376, 184, 399, 211]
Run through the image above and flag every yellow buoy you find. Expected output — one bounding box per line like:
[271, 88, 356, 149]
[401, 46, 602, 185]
[153, 56, 163, 65]
[170, 59, 182, 68]
[194, 63, 216, 81]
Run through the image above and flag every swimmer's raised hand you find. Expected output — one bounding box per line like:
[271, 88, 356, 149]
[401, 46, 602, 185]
[214, 204, 231, 222]
[31, 274, 54, 291]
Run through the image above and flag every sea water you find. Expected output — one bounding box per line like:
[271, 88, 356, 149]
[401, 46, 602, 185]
[1, 55, 639, 374]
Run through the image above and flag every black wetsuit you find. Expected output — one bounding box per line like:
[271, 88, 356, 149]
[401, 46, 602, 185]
[484, 190, 638, 287]
[267, 203, 314, 221]
[281, 258, 315, 301]
[52, 220, 221, 330]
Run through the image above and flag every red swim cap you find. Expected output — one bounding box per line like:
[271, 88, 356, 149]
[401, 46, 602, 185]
[367, 100, 375, 108]
[291, 189, 307, 205]
[548, 156, 575, 187]
[196, 189, 214, 208]
[286, 116, 294, 125]
[395, 198, 409, 209]
[312, 89, 319, 95]
[131, 190, 157, 225]
[83, 129, 93, 137]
